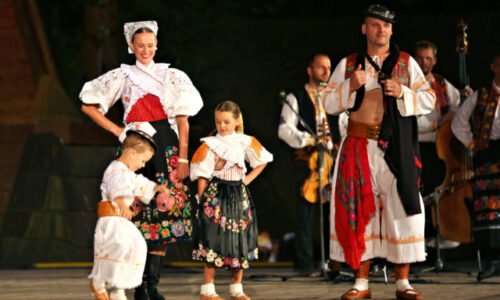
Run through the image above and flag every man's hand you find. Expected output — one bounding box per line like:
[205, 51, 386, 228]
[461, 86, 473, 98]
[349, 64, 366, 92]
[381, 79, 402, 98]
[438, 112, 455, 128]
[318, 135, 331, 145]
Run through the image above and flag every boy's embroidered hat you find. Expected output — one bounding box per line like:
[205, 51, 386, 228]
[364, 4, 396, 24]
[124, 21, 158, 54]
[120, 122, 157, 150]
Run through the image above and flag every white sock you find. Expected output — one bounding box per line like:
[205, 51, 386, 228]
[201, 283, 217, 296]
[396, 279, 415, 292]
[229, 283, 244, 297]
[352, 278, 369, 291]
[109, 288, 127, 300]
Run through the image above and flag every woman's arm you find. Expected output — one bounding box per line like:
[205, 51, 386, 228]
[244, 163, 267, 186]
[176, 115, 190, 181]
[81, 104, 124, 137]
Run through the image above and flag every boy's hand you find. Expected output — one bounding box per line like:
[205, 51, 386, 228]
[115, 198, 133, 220]
[154, 184, 170, 194]
[119, 207, 134, 220]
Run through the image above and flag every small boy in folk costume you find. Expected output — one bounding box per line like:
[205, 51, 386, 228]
[89, 123, 170, 300]
[191, 101, 273, 300]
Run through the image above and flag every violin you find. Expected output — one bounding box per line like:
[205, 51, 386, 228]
[301, 119, 336, 204]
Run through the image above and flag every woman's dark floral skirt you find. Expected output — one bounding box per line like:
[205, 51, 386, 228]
[131, 119, 193, 246]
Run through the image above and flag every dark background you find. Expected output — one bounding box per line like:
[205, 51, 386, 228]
[1, 0, 498, 266]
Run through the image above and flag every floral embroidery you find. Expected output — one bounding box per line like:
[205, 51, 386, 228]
[199, 181, 253, 233]
[192, 243, 258, 270]
[473, 161, 500, 225]
[134, 145, 192, 245]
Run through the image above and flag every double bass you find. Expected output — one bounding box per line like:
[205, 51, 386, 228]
[432, 19, 474, 243]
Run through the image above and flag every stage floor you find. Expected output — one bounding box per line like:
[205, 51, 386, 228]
[1, 261, 499, 299]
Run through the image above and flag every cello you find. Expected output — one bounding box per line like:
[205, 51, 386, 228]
[432, 19, 474, 243]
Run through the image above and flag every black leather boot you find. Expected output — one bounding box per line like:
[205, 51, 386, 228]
[134, 278, 148, 300]
[477, 260, 500, 281]
[146, 254, 165, 300]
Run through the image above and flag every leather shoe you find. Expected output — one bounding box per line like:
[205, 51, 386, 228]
[477, 260, 500, 281]
[231, 294, 251, 300]
[340, 288, 371, 299]
[90, 280, 110, 300]
[396, 289, 423, 300]
[200, 295, 225, 300]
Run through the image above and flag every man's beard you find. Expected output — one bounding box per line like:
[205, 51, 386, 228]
[312, 75, 327, 85]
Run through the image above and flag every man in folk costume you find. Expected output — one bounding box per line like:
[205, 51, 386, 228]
[414, 40, 461, 249]
[322, 5, 436, 300]
[451, 53, 500, 281]
[278, 53, 341, 275]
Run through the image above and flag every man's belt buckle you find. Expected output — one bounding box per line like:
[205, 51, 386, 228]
[366, 125, 380, 140]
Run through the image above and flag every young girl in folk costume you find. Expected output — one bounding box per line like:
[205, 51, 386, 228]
[89, 125, 169, 300]
[191, 101, 273, 300]
[80, 20, 203, 300]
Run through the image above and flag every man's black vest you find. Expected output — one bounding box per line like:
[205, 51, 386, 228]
[291, 86, 341, 144]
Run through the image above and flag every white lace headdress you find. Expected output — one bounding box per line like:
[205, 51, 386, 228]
[123, 21, 158, 54]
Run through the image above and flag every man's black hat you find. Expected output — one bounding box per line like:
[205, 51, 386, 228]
[364, 4, 396, 24]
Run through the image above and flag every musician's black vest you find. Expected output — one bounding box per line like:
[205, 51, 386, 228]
[291, 87, 340, 144]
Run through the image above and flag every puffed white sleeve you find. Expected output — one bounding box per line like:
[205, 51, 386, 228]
[165, 68, 203, 117]
[190, 143, 215, 181]
[451, 91, 478, 148]
[322, 58, 357, 115]
[104, 166, 135, 206]
[79, 68, 126, 115]
[132, 173, 157, 204]
[245, 136, 273, 169]
[445, 79, 461, 112]
[278, 93, 313, 148]
[396, 57, 436, 116]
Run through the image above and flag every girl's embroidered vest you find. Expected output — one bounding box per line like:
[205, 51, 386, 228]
[431, 74, 449, 115]
[471, 85, 500, 150]
[344, 52, 411, 88]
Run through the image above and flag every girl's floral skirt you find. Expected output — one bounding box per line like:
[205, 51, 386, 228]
[131, 119, 193, 247]
[192, 177, 258, 270]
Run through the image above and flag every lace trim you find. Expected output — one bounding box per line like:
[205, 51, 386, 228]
[200, 134, 252, 168]
[120, 63, 171, 122]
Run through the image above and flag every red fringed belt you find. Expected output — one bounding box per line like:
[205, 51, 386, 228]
[334, 136, 376, 269]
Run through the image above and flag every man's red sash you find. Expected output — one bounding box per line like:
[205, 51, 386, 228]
[335, 136, 376, 270]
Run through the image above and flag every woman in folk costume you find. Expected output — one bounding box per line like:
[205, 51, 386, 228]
[80, 20, 203, 300]
[190, 101, 273, 300]
[89, 126, 169, 300]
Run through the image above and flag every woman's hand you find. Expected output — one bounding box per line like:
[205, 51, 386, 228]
[176, 161, 189, 181]
[114, 127, 125, 138]
[81, 104, 124, 138]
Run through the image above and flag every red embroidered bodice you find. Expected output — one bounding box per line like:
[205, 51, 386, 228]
[126, 94, 168, 123]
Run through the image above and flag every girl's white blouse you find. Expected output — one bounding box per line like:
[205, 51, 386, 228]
[79, 60, 203, 132]
[101, 160, 156, 207]
[190, 133, 273, 181]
